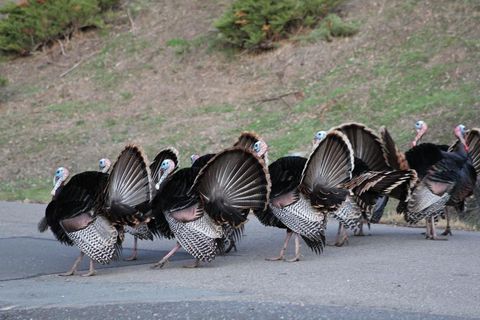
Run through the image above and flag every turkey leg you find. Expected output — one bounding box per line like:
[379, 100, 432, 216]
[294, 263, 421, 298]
[59, 251, 84, 276]
[81, 259, 96, 277]
[125, 236, 138, 261]
[335, 224, 349, 247]
[429, 216, 448, 241]
[266, 230, 293, 261]
[441, 208, 452, 236]
[286, 233, 301, 262]
[151, 242, 181, 269]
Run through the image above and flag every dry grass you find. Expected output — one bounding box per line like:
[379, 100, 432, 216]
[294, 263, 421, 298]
[0, 0, 479, 215]
[379, 212, 478, 232]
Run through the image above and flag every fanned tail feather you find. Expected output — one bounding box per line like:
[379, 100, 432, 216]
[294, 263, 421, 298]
[333, 122, 389, 171]
[301, 130, 353, 212]
[191, 153, 215, 170]
[192, 148, 270, 228]
[466, 128, 480, 177]
[233, 131, 262, 150]
[104, 144, 153, 225]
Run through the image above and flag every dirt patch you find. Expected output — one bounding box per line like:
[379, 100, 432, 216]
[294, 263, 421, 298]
[0, 0, 479, 200]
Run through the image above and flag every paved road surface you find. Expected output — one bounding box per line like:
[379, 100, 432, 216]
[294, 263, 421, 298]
[1, 201, 479, 319]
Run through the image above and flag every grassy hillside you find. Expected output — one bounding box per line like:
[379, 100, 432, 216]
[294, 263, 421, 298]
[0, 0, 479, 203]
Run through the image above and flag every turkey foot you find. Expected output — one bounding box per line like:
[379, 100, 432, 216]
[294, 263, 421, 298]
[266, 231, 292, 261]
[151, 242, 181, 269]
[335, 224, 349, 246]
[151, 258, 169, 269]
[59, 252, 84, 276]
[354, 222, 365, 236]
[441, 226, 452, 236]
[335, 234, 349, 247]
[427, 217, 448, 241]
[81, 259, 96, 277]
[224, 239, 237, 253]
[183, 259, 200, 268]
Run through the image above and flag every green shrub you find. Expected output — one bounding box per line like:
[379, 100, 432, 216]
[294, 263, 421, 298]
[0, 0, 119, 55]
[214, 0, 344, 51]
[295, 14, 359, 43]
[0, 76, 7, 87]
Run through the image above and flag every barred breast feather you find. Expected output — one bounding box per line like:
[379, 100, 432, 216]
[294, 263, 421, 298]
[62, 215, 120, 264]
[166, 213, 223, 261]
[270, 194, 326, 253]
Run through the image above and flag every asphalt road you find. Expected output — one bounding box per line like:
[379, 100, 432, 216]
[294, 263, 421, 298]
[1, 201, 479, 319]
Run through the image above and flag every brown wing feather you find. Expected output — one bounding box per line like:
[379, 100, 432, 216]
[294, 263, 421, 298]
[344, 170, 418, 206]
[379, 126, 410, 170]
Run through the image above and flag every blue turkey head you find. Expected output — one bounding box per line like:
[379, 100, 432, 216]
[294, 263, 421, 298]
[51, 167, 69, 196]
[99, 158, 111, 173]
[412, 120, 428, 146]
[155, 159, 175, 190]
[414, 120, 425, 132]
[314, 131, 327, 141]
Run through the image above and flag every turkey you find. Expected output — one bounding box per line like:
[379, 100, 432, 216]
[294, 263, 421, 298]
[372, 120, 447, 224]
[321, 123, 390, 244]
[189, 131, 268, 254]
[412, 120, 450, 150]
[399, 125, 478, 239]
[381, 123, 478, 238]
[38, 145, 152, 276]
[191, 153, 241, 254]
[129, 148, 179, 260]
[252, 130, 353, 261]
[97, 148, 179, 261]
[149, 147, 270, 269]
[411, 120, 462, 235]
[240, 129, 414, 259]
